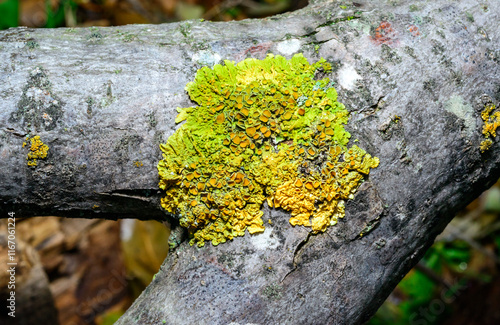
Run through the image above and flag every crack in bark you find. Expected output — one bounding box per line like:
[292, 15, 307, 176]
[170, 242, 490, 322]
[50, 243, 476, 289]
[96, 188, 161, 201]
[97, 192, 154, 201]
[316, 15, 361, 29]
[297, 14, 362, 41]
[5, 127, 28, 137]
[303, 39, 331, 47]
[280, 231, 315, 283]
[361, 96, 386, 114]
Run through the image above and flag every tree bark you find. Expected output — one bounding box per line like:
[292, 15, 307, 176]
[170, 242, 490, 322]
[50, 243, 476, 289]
[1, 0, 500, 323]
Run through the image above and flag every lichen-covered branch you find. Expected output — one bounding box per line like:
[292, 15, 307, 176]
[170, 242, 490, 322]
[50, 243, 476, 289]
[157, 54, 379, 248]
[1, 0, 500, 324]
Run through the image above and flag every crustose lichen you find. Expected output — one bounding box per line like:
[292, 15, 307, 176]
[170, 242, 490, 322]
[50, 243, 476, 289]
[157, 54, 379, 247]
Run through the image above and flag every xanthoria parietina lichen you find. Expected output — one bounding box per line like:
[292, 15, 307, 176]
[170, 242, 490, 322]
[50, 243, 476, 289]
[157, 54, 379, 247]
[23, 135, 49, 167]
[480, 103, 500, 152]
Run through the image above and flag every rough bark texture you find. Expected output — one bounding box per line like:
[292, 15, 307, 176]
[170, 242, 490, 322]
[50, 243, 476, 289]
[1, 0, 500, 324]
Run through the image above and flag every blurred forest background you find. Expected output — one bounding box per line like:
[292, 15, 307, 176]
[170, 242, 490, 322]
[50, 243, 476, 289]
[0, 0, 307, 28]
[1, 1, 500, 324]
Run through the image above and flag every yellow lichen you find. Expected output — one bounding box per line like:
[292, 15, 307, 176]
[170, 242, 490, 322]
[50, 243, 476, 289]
[25, 135, 49, 167]
[157, 54, 379, 247]
[480, 103, 500, 152]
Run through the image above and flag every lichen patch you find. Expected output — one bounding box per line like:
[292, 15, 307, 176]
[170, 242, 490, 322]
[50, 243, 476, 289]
[444, 95, 475, 137]
[157, 54, 379, 247]
[192, 50, 221, 67]
[10, 67, 63, 132]
[23, 135, 49, 167]
[480, 102, 500, 152]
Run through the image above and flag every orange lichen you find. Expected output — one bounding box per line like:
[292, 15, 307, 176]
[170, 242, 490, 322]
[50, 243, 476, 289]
[371, 21, 399, 46]
[24, 135, 49, 167]
[157, 54, 379, 247]
[407, 24, 421, 37]
[480, 103, 500, 152]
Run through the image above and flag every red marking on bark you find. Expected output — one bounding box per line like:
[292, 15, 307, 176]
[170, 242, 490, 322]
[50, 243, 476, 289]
[235, 42, 273, 61]
[205, 256, 236, 277]
[371, 21, 399, 46]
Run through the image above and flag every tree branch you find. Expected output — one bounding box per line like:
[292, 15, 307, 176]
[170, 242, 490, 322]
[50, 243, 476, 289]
[1, 0, 499, 323]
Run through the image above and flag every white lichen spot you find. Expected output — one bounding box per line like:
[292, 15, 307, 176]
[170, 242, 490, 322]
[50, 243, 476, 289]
[249, 226, 279, 250]
[338, 64, 361, 90]
[444, 94, 475, 137]
[26, 87, 54, 103]
[276, 39, 301, 56]
[30, 66, 43, 77]
[192, 50, 221, 67]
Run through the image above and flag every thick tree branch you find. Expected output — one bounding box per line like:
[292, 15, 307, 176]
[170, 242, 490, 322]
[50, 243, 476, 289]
[1, 0, 500, 323]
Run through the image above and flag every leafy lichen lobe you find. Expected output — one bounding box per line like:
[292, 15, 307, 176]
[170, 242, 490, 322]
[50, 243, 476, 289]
[23, 135, 49, 167]
[158, 54, 379, 247]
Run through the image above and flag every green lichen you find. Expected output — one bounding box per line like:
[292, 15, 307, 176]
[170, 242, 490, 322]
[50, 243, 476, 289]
[381, 44, 402, 64]
[86, 96, 95, 116]
[26, 40, 39, 50]
[157, 54, 379, 247]
[263, 283, 283, 300]
[465, 12, 474, 23]
[409, 4, 419, 12]
[403, 46, 417, 59]
[444, 95, 474, 137]
[146, 111, 157, 128]
[10, 67, 63, 132]
[121, 33, 137, 43]
[87, 27, 104, 43]
[359, 219, 381, 237]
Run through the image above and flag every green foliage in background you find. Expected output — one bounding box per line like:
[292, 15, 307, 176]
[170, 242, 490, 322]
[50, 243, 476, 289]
[0, 0, 78, 30]
[369, 184, 500, 325]
[45, 0, 77, 28]
[370, 243, 473, 325]
[0, 0, 18, 30]
[97, 311, 123, 325]
[0, 0, 296, 30]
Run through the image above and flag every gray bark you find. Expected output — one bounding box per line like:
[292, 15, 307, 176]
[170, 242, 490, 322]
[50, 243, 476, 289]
[1, 0, 500, 324]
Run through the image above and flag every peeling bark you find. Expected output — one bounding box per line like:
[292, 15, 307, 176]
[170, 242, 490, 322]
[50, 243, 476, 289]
[1, 0, 500, 323]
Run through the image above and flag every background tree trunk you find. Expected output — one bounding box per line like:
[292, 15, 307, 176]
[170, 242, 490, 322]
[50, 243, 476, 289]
[1, 0, 500, 323]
